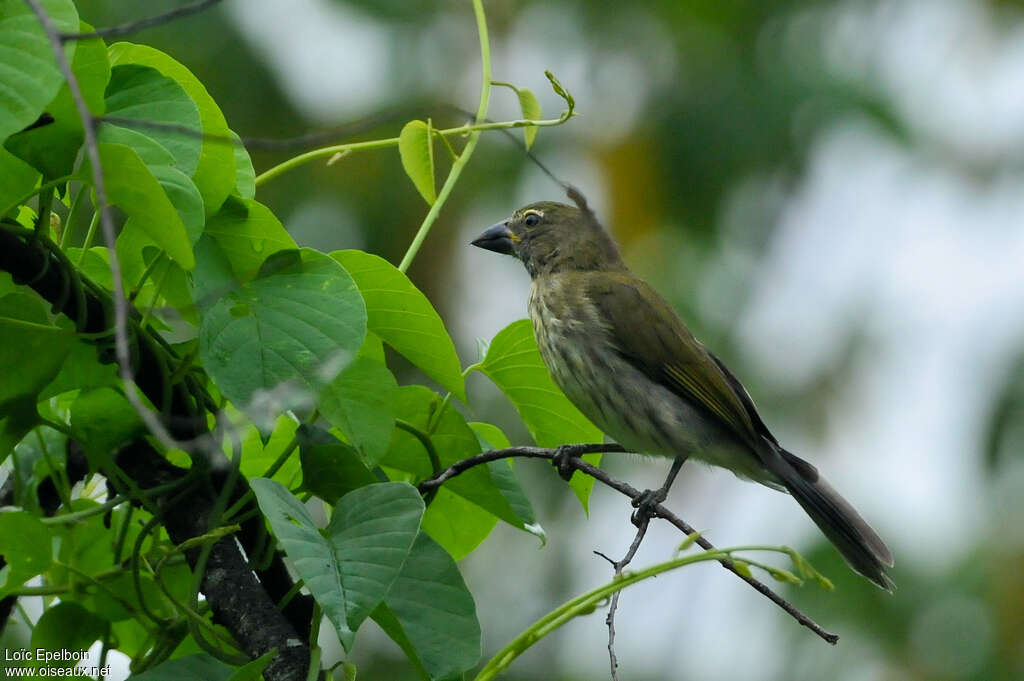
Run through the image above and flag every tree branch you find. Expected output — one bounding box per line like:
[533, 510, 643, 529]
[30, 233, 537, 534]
[418, 445, 841, 645]
[594, 455, 688, 680]
[60, 0, 224, 41]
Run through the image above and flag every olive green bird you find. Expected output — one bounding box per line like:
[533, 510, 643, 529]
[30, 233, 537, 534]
[472, 197, 894, 591]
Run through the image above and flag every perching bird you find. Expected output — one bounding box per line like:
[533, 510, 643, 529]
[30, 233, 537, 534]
[471, 194, 894, 590]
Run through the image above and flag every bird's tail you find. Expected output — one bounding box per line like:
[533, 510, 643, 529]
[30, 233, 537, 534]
[772, 447, 895, 591]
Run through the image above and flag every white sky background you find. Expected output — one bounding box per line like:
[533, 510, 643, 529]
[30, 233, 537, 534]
[226, 1, 1024, 680]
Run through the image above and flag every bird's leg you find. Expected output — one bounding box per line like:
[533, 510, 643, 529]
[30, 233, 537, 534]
[630, 455, 688, 527]
[551, 443, 591, 481]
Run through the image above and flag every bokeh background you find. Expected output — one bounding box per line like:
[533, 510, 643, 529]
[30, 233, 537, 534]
[76, 0, 1024, 679]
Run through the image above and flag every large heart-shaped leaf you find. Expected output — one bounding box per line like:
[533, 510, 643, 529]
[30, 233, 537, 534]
[251, 479, 423, 650]
[199, 249, 366, 426]
[373, 533, 481, 680]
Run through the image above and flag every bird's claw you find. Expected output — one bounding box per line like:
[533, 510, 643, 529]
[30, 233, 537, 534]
[630, 487, 667, 527]
[551, 445, 581, 481]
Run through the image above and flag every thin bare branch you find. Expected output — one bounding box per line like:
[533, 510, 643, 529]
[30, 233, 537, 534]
[60, 0, 224, 41]
[418, 445, 841, 645]
[598, 455, 688, 680]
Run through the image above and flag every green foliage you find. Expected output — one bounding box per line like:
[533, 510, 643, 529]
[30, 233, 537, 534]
[478, 319, 603, 509]
[198, 248, 366, 427]
[331, 249, 465, 401]
[251, 479, 424, 651]
[0, 511, 52, 595]
[0, 2, 760, 680]
[0, 0, 78, 139]
[85, 142, 195, 267]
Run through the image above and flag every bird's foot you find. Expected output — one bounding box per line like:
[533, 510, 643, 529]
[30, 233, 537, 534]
[630, 487, 667, 527]
[551, 444, 583, 481]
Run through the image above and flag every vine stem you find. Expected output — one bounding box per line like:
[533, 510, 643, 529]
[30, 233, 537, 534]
[250, 117, 567, 189]
[397, 0, 490, 273]
[473, 548, 740, 681]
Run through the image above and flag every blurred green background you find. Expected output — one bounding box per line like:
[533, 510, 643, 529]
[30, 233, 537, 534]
[75, 0, 1024, 679]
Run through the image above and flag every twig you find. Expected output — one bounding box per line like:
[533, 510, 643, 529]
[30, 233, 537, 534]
[595, 455, 688, 680]
[418, 444, 625, 492]
[594, 522, 649, 681]
[418, 445, 840, 645]
[60, 0, 224, 41]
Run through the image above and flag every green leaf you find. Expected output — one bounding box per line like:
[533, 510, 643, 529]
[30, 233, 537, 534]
[375, 533, 481, 680]
[226, 649, 276, 681]
[69, 387, 145, 470]
[516, 87, 542, 149]
[115, 165, 204, 273]
[203, 196, 297, 282]
[479, 319, 603, 510]
[420, 488, 496, 561]
[103, 63, 202, 175]
[148, 164, 205, 242]
[383, 386, 531, 534]
[0, 291, 74, 410]
[0, 510, 51, 596]
[237, 411, 301, 483]
[319, 356, 397, 466]
[0, 0, 78, 139]
[468, 421, 510, 450]
[126, 654, 237, 681]
[199, 249, 366, 427]
[31, 602, 105, 669]
[371, 605, 431, 681]
[470, 421, 542, 542]
[3, 18, 108, 180]
[331, 250, 464, 401]
[112, 228, 197, 327]
[9, 426, 65, 515]
[398, 120, 435, 205]
[230, 130, 255, 199]
[51, 499, 118, 582]
[3, 19, 108, 179]
[108, 42, 235, 216]
[251, 479, 424, 651]
[0, 146, 39, 216]
[82, 142, 195, 269]
[298, 424, 379, 502]
[97, 121, 174, 165]
[0, 401, 39, 464]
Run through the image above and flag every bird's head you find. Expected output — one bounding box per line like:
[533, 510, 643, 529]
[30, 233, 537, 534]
[472, 201, 625, 278]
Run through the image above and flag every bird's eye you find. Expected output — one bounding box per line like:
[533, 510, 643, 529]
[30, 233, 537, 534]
[524, 213, 540, 227]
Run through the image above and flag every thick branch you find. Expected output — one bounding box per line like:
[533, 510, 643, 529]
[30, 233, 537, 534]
[419, 445, 840, 645]
[115, 443, 309, 681]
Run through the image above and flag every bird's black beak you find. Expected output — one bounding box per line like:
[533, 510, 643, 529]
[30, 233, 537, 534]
[471, 221, 516, 256]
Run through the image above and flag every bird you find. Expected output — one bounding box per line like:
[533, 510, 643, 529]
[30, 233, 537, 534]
[471, 193, 894, 590]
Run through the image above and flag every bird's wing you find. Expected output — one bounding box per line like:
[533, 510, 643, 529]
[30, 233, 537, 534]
[585, 273, 762, 449]
[707, 350, 779, 446]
